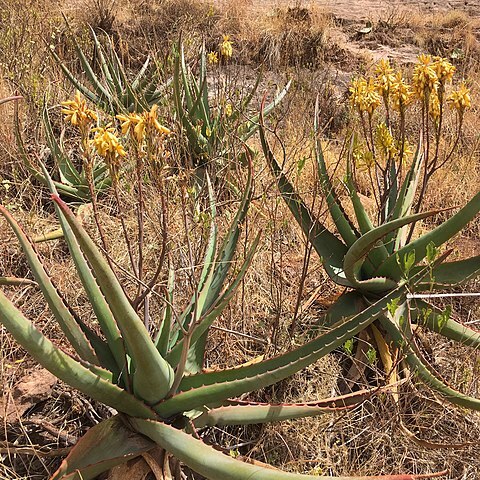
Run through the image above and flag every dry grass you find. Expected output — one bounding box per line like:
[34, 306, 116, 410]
[1, 0, 480, 479]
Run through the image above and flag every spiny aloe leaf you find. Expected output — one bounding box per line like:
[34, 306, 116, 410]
[314, 105, 359, 248]
[0, 206, 98, 364]
[14, 102, 85, 200]
[380, 308, 480, 411]
[378, 190, 480, 281]
[343, 209, 440, 292]
[50, 415, 154, 480]
[155, 268, 175, 357]
[259, 119, 351, 287]
[239, 80, 292, 142]
[413, 255, 480, 290]
[41, 164, 128, 380]
[318, 290, 367, 328]
[154, 277, 426, 417]
[167, 232, 261, 370]
[344, 150, 389, 275]
[52, 195, 174, 404]
[0, 290, 154, 418]
[130, 417, 444, 480]
[411, 299, 480, 348]
[384, 142, 424, 253]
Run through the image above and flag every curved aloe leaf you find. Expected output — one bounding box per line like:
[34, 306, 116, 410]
[378, 190, 480, 280]
[259, 121, 351, 287]
[0, 290, 154, 418]
[50, 416, 154, 480]
[0, 205, 98, 364]
[381, 309, 480, 411]
[41, 165, 128, 380]
[154, 279, 422, 417]
[52, 195, 174, 403]
[343, 210, 439, 292]
[130, 417, 443, 480]
[411, 299, 480, 348]
[314, 106, 358, 248]
[413, 255, 480, 290]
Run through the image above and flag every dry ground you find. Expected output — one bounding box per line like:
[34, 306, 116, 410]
[0, 0, 480, 479]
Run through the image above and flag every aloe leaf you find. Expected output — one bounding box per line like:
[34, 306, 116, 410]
[380, 308, 480, 411]
[52, 196, 174, 403]
[259, 122, 351, 287]
[413, 255, 480, 289]
[0, 206, 98, 364]
[0, 290, 154, 417]
[194, 383, 388, 427]
[89, 27, 117, 98]
[378, 190, 480, 280]
[411, 299, 480, 348]
[50, 47, 102, 106]
[384, 144, 423, 253]
[130, 418, 439, 480]
[42, 101, 82, 186]
[314, 110, 359, 247]
[0, 276, 36, 286]
[50, 415, 154, 480]
[155, 268, 175, 357]
[318, 290, 367, 328]
[41, 165, 128, 380]
[131, 56, 151, 91]
[384, 160, 399, 221]
[239, 80, 292, 142]
[343, 210, 439, 292]
[344, 153, 388, 274]
[154, 280, 421, 417]
[167, 232, 261, 370]
[13, 103, 85, 200]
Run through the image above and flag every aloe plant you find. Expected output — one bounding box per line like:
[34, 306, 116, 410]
[51, 22, 167, 114]
[0, 159, 444, 478]
[259, 103, 480, 411]
[174, 41, 291, 167]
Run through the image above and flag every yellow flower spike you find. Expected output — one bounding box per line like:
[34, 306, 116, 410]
[61, 90, 98, 129]
[375, 58, 395, 97]
[224, 103, 233, 117]
[412, 54, 438, 99]
[220, 34, 233, 59]
[92, 125, 126, 162]
[207, 51, 219, 65]
[433, 56, 456, 84]
[447, 81, 472, 113]
[116, 113, 142, 135]
[429, 90, 441, 121]
[390, 71, 413, 111]
[363, 78, 382, 115]
[375, 123, 398, 158]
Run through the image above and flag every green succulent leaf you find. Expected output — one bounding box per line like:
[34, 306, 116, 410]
[377, 190, 480, 280]
[130, 417, 441, 480]
[259, 120, 351, 287]
[52, 195, 174, 404]
[0, 205, 98, 365]
[50, 415, 154, 480]
[0, 291, 153, 418]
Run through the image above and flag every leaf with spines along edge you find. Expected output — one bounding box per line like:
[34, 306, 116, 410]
[0, 205, 98, 365]
[377, 189, 480, 281]
[153, 262, 436, 418]
[130, 417, 446, 480]
[52, 195, 174, 404]
[342, 209, 441, 293]
[0, 290, 153, 418]
[259, 112, 351, 287]
[40, 163, 128, 382]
